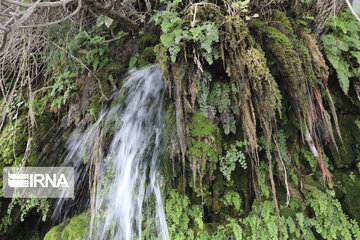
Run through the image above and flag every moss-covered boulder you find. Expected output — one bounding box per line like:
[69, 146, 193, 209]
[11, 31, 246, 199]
[44, 211, 90, 240]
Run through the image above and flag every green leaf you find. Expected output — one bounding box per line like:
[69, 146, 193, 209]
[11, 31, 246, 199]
[96, 15, 114, 28]
[129, 54, 139, 69]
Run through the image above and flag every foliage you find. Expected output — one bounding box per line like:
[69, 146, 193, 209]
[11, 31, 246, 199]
[129, 54, 140, 69]
[356, 119, 360, 130]
[222, 191, 242, 212]
[165, 189, 245, 239]
[3, 1, 360, 240]
[46, 23, 113, 109]
[154, 0, 219, 63]
[300, 146, 317, 172]
[197, 72, 238, 134]
[323, 10, 360, 94]
[296, 14, 314, 33]
[305, 188, 360, 239]
[228, 0, 259, 20]
[220, 141, 247, 181]
[0, 190, 12, 233]
[8, 198, 50, 222]
[96, 15, 114, 28]
[188, 111, 221, 193]
[165, 190, 204, 240]
[50, 71, 77, 109]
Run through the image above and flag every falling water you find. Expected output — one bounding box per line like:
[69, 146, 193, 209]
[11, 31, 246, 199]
[53, 65, 169, 240]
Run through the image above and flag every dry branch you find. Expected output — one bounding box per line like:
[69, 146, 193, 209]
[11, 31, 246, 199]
[3, 0, 75, 8]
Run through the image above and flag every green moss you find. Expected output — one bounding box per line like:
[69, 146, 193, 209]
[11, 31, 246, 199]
[188, 111, 222, 194]
[334, 170, 360, 222]
[89, 92, 102, 120]
[128, 34, 159, 69]
[268, 10, 317, 83]
[329, 115, 360, 168]
[141, 47, 155, 62]
[43, 211, 90, 240]
[137, 34, 158, 51]
[211, 172, 224, 214]
[138, 46, 156, 68]
[188, 112, 221, 163]
[0, 117, 28, 168]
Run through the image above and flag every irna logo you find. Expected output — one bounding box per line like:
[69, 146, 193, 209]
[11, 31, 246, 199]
[3, 167, 74, 198]
[7, 172, 69, 188]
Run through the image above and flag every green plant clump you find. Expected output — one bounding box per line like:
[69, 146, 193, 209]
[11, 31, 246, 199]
[154, 0, 220, 64]
[197, 72, 238, 135]
[220, 141, 247, 181]
[323, 10, 360, 94]
[188, 111, 222, 193]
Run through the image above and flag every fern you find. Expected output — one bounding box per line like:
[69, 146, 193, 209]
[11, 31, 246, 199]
[220, 141, 247, 181]
[323, 10, 360, 94]
[197, 72, 237, 134]
[154, 1, 219, 64]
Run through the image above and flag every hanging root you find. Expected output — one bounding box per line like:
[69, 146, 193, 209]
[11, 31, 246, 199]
[266, 139, 282, 238]
[250, 10, 343, 185]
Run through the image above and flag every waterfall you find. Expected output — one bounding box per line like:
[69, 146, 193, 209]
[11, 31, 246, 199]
[53, 65, 169, 240]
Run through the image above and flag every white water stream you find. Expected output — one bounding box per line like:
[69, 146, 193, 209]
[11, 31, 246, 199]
[53, 65, 169, 240]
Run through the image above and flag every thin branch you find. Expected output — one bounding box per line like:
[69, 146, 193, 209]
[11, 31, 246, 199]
[0, 30, 8, 52]
[3, 0, 75, 8]
[0, 25, 10, 33]
[96, 32, 128, 45]
[345, 0, 360, 23]
[9, 0, 41, 30]
[19, 0, 81, 28]
[273, 136, 290, 206]
[33, 86, 52, 95]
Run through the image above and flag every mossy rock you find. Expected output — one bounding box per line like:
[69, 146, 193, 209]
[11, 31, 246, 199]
[329, 115, 360, 168]
[0, 117, 28, 168]
[43, 211, 90, 240]
[334, 170, 360, 222]
[137, 34, 158, 51]
[303, 174, 325, 199]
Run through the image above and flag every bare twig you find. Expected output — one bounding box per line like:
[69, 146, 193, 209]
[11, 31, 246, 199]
[9, 0, 41, 30]
[266, 143, 283, 239]
[0, 30, 8, 52]
[345, 0, 360, 23]
[20, 0, 82, 28]
[3, 0, 75, 8]
[273, 136, 290, 206]
[96, 32, 128, 45]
